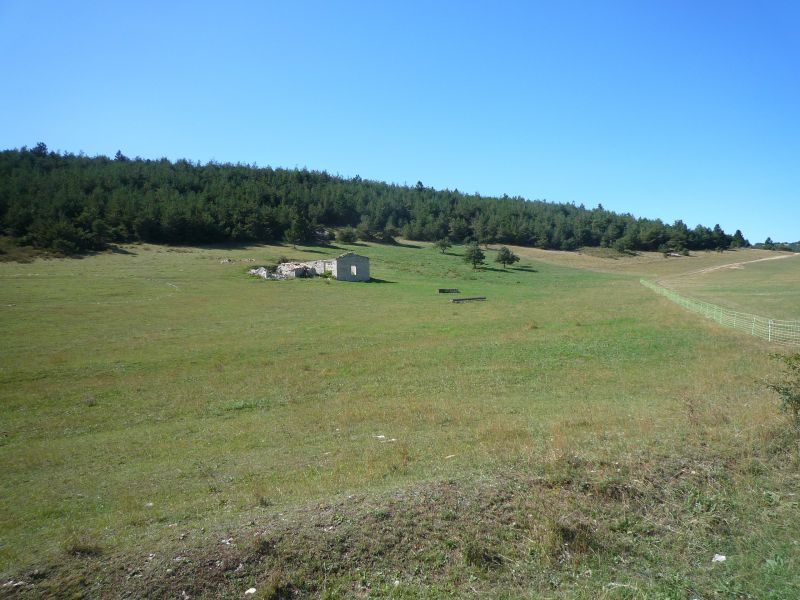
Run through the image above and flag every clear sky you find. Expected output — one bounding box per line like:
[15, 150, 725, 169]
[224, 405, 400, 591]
[1, 1, 798, 243]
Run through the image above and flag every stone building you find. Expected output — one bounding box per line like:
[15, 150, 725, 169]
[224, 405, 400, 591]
[322, 252, 370, 282]
[252, 252, 370, 281]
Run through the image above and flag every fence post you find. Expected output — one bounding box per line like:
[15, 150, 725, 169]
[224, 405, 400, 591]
[639, 280, 797, 346]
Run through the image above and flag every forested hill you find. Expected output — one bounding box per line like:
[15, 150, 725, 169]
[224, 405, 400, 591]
[1, 144, 749, 255]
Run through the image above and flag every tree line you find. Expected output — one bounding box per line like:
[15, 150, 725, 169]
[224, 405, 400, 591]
[0, 143, 750, 255]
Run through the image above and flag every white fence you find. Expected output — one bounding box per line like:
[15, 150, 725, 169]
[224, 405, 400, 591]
[640, 279, 800, 346]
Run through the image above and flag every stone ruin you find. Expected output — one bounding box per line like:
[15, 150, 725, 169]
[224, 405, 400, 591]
[248, 266, 278, 279]
[248, 253, 370, 282]
[248, 259, 331, 280]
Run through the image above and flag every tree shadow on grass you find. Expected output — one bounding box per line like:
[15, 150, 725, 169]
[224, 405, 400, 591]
[478, 266, 510, 273]
[331, 241, 369, 247]
[476, 265, 537, 273]
[109, 245, 137, 255]
[196, 241, 261, 251]
[78, 245, 137, 259]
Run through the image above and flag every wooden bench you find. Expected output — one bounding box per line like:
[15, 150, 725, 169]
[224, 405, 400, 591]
[450, 296, 486, 303]
[438, 288, 460, 293]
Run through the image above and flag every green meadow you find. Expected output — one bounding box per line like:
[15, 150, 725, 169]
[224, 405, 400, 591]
[1, 242, 798, 598]
[663, 254, 800, 320]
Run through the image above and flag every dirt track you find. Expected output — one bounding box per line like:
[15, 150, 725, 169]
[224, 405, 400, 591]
[658, 252, 800, 286]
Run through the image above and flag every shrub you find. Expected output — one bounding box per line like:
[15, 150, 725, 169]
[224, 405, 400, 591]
[355, 222, 374, 241]
[433, 238, 452, 253]
[768, 353, 800, 429]
[336, 227, 357, 244]
[381, 225, 400, 243]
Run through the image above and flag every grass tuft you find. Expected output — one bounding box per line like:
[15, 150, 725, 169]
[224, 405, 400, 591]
[463, 538, 504, 569]
[254, 572, 297, 600]
[63, 534, 103, 558]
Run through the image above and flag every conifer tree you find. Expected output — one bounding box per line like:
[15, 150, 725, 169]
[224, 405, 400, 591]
[464, 243, 485, 269]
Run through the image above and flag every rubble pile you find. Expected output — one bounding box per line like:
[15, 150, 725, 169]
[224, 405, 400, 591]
[248, 267, 281, 280]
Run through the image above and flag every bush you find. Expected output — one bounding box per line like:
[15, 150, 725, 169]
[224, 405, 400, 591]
[381, 224, 400, 243]
[356, 222, 374, 241]
[768, 353, 800, 429]
[433, 238, 452, 253]
[336, 227, 357, 244]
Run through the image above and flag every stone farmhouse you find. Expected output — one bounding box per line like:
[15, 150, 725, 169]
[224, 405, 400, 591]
[251, 252, 370, 282]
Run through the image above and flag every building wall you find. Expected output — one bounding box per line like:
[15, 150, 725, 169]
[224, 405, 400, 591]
[276, 264, 309, 278]
[306, 260, 334, 275]
[333, 254, 370, 281]
[270, 254, 368, 281]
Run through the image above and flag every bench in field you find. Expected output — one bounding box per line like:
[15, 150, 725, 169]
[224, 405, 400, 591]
[450, 296, 486, 303]
[438, 288, 460, 293]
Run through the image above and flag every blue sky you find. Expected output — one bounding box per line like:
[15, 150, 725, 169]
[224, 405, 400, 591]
[1, 1, 798, 242]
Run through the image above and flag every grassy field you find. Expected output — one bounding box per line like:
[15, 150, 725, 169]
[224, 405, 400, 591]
[1, 241, 798, 598]
[658, 254, 800, 320]
[506, 244, 795, 278]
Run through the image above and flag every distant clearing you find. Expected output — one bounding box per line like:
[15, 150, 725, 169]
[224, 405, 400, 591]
[503, 244, 792, 278]
[661, 253, 800, 320]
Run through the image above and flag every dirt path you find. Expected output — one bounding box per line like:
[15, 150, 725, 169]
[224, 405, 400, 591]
[659, 252, 799, 285]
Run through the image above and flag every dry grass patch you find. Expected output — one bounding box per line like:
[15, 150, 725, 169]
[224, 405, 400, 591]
[10, 428, 797, 598]
[498, 244, 787, 278]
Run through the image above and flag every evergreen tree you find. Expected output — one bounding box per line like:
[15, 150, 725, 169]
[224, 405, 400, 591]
[0, 144, 748, 256]
[284, 211, 313, 248]
[495, 246, 519, 269]
[464, 243, 485, 269]
[730, 229, 748, 248]
[433, 238, 452, 253]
